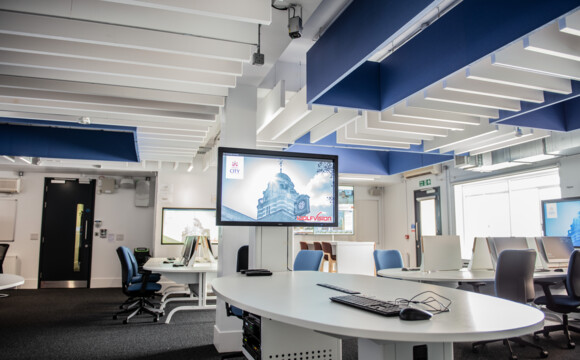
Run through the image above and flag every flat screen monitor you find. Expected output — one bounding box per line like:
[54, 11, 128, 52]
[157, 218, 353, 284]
[294, 185, 354, 235]
[487, 237, 529, 265]
[161, 208, 218, 245]
[181, 235, 197, 266]
[216, 147, 339, 227]
[542, 197, 580, 247]
[536, 236, 574, 264]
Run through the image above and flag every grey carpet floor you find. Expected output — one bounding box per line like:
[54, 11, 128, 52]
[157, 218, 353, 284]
[0, 288, 578, 359]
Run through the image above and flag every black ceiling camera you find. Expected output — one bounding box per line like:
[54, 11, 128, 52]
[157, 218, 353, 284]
[288, 5, 302, 39]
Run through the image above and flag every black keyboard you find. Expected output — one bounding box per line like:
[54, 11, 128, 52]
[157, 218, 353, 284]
[317, 283, 360, 294]
[330, 294, 401, 316]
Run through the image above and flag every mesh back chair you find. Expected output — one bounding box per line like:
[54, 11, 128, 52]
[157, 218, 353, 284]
[0, 244, 10, 298]
[534, 249, 580, 349]
[294, 250, 324, 271]
[225, 245, 249, 319]
[373, 249, 404, 272]
[321, 242, 336, 272]
[114, 246, 162, 324]
[472, 249, 548, 359]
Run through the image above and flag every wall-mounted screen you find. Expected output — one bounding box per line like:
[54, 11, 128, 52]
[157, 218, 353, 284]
[216, 147, 338, 227]
[542, 197, 580, 247]
[161, 208, 219, 245]
[294, 185, 354, 235]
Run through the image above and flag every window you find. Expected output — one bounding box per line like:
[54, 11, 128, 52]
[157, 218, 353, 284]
[455, 169, 560, 259]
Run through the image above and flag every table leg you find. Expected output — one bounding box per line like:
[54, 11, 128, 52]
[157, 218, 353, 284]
[358, 339, 453, 360]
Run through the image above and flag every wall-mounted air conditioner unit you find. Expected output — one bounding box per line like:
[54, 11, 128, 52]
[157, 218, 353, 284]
[0, 178, 21, 193]
[402, 164, 442, 179]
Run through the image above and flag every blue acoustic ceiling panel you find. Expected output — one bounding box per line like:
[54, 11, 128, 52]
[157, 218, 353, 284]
[495, 81, 580, 131]
[287, 133, 453, 175]
[308, 0, 580, 113]
[307, 0, 436, 105]
[0, 118, 139, 162]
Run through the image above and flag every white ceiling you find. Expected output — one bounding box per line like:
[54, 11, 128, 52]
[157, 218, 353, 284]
[0, 0, 578, 176]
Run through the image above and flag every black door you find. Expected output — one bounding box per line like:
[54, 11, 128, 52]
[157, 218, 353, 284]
[414, 187, 442, 267]
[39, 178, 96, 288]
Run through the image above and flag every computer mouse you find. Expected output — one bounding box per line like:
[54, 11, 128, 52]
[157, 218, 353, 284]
[554, 268, 564, 272]
[399, 307, 433, 321]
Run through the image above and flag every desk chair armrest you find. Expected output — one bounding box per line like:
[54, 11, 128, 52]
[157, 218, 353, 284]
[138, 271, 152, 291]
[535, 279, 564, 304]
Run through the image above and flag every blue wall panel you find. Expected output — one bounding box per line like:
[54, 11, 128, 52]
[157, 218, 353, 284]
[0, 120, 139, 162]
[307, 0, 434, 104]
[564, 96, 580, 131]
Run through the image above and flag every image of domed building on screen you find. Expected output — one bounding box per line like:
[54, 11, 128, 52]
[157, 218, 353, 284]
[256, 169, 310, 222]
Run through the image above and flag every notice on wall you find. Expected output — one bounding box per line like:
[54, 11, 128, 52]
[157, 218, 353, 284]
[0, 199, 17, 241]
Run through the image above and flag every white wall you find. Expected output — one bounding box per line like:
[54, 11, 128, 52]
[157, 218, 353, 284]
[559, 154, 580, 198]
[0, 170, 155, 289]
[152, 168, 218, 259]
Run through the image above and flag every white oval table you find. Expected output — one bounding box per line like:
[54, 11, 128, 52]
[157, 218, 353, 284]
[212, 271, 545, 360]
[0, 273, 25, 290]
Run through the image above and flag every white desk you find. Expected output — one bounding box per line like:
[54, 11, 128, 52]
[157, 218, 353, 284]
[0, 274, 24, 290]
[377, 268, 566, 283]
[144, 258, 217, 323]
[212, 271, 545, 360]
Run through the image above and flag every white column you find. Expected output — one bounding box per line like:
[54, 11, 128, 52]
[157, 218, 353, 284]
[213, 85, 257, 353]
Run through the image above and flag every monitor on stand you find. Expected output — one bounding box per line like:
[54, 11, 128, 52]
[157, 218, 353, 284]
[536, 236, 574, 269]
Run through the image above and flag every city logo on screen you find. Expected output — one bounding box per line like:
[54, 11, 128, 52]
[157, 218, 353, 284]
[296, 212, 332, 222]
[225, 156, 244, 179]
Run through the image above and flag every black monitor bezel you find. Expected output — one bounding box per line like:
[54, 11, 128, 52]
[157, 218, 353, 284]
[541, 196, 580, 240]
[216, 146, 339, 227]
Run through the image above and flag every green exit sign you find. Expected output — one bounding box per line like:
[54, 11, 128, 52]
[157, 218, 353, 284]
[419, 179, 432, 187]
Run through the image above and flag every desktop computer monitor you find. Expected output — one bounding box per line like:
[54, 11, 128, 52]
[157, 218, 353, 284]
[487, 237, 529, 268]
[181, 236, 197, 266]
[535, 236, 574, 266]
[421, 235, 462, 271]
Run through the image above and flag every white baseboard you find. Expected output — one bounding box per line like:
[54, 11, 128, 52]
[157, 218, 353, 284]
[213, 324, 243, 353]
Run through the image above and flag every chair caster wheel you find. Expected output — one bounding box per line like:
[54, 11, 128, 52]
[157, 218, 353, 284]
[509, 355, 517, 360]
[533, 334, 540, 341]
[567, 342, 575, 349]
[123, 319, 128, 325]
[472, 346, 479, 354]
[540, 350, 548, 358]
[543, 331, 550, 338]
[113, 315, 118, 320]
[154, 317, 159, 322]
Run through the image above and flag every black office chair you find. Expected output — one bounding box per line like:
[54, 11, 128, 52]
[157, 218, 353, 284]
[225, 245, 249, 319]
[114, 246, 163, 324]
[533, 249, 580, 349]
[472, 249, 548, 359]
[117, 247, 161, 310]
[0, 244, 10, 298]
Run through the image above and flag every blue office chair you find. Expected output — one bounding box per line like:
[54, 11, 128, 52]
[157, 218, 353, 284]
[472, 249, 548, 359]
[129, 250, 161, 283]
[114, 246, 162, 324]
[294, 250, 324, 271]
[373, 249, 404, 272]
[534, 249, 580, 349]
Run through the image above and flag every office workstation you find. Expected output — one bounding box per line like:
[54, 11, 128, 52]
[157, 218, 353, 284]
[1, 1, 580, 360]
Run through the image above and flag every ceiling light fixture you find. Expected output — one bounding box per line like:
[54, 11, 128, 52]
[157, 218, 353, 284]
[79, 116, 91, 125]
[19, 157, 32, 164]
